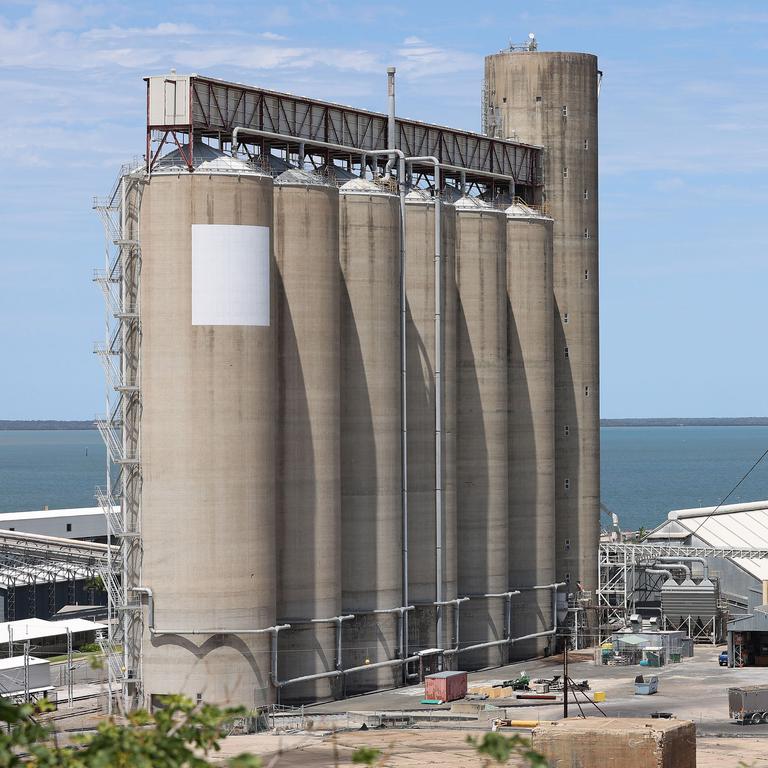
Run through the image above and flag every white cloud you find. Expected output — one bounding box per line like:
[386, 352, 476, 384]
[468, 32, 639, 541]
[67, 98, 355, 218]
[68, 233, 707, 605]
[395, 36, 480, 78]
[258, 31, 288, 41]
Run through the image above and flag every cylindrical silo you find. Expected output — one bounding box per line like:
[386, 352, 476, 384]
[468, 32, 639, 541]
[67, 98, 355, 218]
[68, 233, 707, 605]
[454, 196, 508, 669]
[485, 50, 600, 596]
[505, 202, 555, 659]
[404, 189, 457, 652]
[139, 143, 275, 707]
[338, 178, 402, 693]
[274, 169, 341, 703]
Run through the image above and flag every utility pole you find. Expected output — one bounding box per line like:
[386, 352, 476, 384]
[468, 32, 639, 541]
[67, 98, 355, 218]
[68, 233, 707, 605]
[563, 640, 569, 719]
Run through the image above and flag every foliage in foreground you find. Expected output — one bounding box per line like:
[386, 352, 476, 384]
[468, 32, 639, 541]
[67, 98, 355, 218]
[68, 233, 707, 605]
[0, 695, 548, 767]
[0, 695, 260, 768]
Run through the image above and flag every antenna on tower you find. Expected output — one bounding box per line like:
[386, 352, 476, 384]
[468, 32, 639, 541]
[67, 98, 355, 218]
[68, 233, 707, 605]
[528, 33, 537, 51]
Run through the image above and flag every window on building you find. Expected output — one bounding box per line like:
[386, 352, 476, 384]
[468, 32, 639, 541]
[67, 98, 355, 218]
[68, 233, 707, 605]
[562, 105, 568, 117]
[502, 97, 507, 103]
[535, 95, 542, 102]
[584, 269, 590, 280]
[585, 385, 590, 397]
[584, 228, 590, 239]
[66, 523, 72, 532]
[564, 425, 570, 437]
[584, 189, 589, 200]
[564, 478, 570, 490]
[564, 346, 569, 359]
[584, 138, 589, 150]
[565, 572, 571, 584]
[563, 167, 568, 179]
[565, 538, 571, 550]
[563, 312, 569, 324]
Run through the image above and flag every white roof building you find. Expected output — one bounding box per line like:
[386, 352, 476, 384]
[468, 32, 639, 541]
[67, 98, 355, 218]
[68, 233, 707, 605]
[0, 617, 107, 644]
[0, 507, 108, 540]
[649, 500, 768, 581]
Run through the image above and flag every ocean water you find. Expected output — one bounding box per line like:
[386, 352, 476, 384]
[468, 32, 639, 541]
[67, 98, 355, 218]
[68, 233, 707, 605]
[0, 430, 106, 513]
[601, 426, 768, 533]
[2, 427, 768, 534]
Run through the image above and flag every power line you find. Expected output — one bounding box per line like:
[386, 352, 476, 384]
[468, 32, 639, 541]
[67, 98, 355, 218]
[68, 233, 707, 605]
[686, 445, 768, 541]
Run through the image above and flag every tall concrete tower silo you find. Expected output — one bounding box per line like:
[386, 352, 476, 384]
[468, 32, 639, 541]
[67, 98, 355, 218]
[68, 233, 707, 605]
[139, 144, 276, 707]
[484, 49, 600, 592]
[338, 177, 402, 693]
[454, 196, 508, 668]
[274, 169, 341, 703]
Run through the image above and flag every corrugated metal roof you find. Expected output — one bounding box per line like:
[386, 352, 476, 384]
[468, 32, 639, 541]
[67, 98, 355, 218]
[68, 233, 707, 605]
[652, 500, 768, 581]
[728, 606, 768, 632]
[0, 618, 107, 644]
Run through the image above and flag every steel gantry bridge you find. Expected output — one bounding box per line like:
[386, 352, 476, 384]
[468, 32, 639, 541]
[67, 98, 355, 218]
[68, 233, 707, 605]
[143, 73, 543, 198]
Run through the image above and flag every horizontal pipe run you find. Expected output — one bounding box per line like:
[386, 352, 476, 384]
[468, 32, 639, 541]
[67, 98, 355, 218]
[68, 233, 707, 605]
[231, 127, 515, 183]
[342, 655, 419, 676]
[132, 587, 290, 636]
[457, 629, 558, 656]
[275, 655, 421, 689]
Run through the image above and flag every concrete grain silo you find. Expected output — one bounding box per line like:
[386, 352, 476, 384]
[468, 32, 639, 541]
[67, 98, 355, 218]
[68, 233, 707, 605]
[485, 50, 600, 593]
[404, 189, 457, 651]
[139, 143, 275, 707]
[274, 169, 341, 703]
[454, 196, 508, 669]
[505, 202, 555, 658]
[338, 178, 402, 692]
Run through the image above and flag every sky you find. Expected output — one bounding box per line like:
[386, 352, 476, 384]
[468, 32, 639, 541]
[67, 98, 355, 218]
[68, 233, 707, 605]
[1, 0, 767, 419]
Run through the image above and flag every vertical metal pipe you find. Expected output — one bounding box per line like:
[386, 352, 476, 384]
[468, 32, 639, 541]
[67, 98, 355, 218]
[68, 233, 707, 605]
[433, 168, 443, 644]
[387, 67, 396, 155]
[398, 156, 409, 663]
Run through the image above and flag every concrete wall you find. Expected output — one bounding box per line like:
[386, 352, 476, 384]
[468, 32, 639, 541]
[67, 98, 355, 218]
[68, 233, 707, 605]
[532, 718, 696, 768]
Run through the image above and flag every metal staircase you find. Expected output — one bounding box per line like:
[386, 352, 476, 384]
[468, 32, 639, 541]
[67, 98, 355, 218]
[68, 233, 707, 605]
[93, 163, 144, 712]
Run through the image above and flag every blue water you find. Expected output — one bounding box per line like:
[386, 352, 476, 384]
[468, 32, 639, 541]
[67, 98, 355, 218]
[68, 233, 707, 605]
[0, 430, 106, 513]
[2, 427, 768, 534]
[601, 426, 768, 533]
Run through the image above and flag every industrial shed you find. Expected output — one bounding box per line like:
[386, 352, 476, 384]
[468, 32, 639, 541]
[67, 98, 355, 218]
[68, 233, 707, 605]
[728, 607, 768, 668]
[649, 500, 768, 615]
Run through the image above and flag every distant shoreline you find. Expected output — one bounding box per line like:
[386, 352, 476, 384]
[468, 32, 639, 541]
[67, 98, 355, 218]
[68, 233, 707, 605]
[3, 418, 768, 430]
[601, 417, 768, 427]
[0, 420, 95, 431]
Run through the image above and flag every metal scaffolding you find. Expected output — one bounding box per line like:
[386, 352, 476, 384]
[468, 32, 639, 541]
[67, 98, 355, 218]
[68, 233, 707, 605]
[93, 163, 144, 713]
[597, 542, 768, 643]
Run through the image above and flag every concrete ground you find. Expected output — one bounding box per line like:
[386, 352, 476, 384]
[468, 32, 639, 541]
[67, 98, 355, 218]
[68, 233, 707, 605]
[212, 645, 768, 766]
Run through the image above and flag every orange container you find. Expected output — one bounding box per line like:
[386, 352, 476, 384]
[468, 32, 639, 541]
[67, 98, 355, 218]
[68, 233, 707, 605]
[424, 671, 468, 702]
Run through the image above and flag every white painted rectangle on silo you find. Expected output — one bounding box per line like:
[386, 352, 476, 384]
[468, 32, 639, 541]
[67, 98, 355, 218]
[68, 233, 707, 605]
[191, 224, 270, 326]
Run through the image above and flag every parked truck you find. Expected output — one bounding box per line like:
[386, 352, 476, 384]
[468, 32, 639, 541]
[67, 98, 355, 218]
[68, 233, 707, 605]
[728, 685, 768, 725]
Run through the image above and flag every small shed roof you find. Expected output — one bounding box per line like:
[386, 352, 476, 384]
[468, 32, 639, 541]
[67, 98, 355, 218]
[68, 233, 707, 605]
[728, 606, 768, 633]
